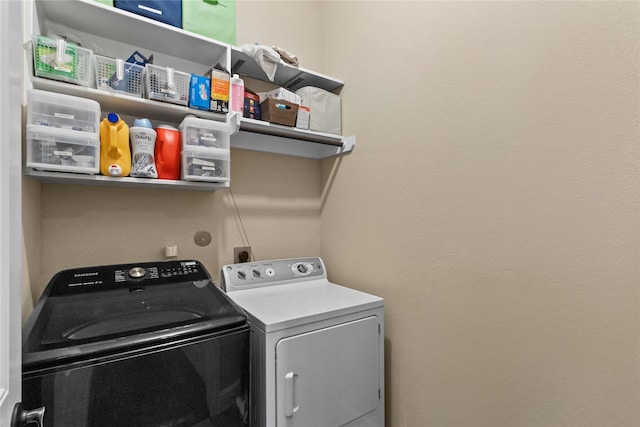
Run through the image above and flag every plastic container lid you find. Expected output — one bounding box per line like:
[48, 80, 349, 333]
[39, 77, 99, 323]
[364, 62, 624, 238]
[107, 112, 119, 123]
[133, 118, 153, 128]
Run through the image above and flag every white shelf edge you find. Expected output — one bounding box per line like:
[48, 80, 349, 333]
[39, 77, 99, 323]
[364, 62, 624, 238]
[31, 77, 227, 124]
[238, 118, 344, 145]
[25, 169, 229, 192]
[36, 0, 229, 68]
[231, 131, 355, 160]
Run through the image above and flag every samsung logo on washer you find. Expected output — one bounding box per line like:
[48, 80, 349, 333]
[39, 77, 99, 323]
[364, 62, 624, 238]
[74, 272, 99, 278]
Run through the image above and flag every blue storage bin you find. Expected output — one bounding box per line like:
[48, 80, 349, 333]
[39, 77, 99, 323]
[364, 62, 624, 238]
[114, 0, 182, 28]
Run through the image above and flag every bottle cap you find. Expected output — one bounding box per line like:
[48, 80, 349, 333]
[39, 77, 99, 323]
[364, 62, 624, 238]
[133, 118, 153, 128]
[107, 112, 119, 123]
[156, 124, 178, 131]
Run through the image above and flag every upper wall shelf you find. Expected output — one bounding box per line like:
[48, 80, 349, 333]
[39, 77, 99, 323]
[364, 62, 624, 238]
[230, 47, 344, 93]
[35, 0, 229, 68]
[31, 0, 354, 162]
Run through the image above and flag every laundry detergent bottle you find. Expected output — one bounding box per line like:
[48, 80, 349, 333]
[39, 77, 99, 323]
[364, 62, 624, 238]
[130, 118, 158, 178]
[155, 124, 181, 180]
[100, 113, 131, 177]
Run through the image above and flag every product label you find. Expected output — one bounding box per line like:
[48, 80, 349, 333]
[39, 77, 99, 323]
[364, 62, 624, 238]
[211, 78, 230, 101]
[54, 112, 75, 120]
[108, 164, 123, 176]
[192, 158, 217, 167]
[130, 131, 157, 178]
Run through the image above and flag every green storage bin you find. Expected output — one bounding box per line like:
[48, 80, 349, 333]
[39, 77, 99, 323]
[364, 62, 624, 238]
[182, 0, 236, 45]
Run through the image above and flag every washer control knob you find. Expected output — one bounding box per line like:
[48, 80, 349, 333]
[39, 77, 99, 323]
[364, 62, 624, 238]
[236, 271, 247, 280]
[128, 267, 146, 278]
[252, 269, 262, 278]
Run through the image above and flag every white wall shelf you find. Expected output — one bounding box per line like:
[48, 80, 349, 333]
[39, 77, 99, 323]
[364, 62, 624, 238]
[230, 47, 344, 93]
[28, 0, 353, 192]
[231, 118, 354, 159]
[24, 169, 229, 192]
[31, 77, 227, 125]
[35, 0, 230, 68]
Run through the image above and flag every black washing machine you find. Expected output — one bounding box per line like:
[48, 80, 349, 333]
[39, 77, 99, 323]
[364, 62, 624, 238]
[21, 260, 250, 427]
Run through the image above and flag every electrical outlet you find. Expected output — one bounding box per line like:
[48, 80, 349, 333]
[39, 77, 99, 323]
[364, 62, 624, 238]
[234, 246, 252, 263]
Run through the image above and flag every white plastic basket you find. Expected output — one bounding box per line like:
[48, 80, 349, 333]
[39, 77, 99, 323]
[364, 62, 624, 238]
[31, 35, 93, 87]
[145, 64, 190, 106]
[95, 55, 144, 97]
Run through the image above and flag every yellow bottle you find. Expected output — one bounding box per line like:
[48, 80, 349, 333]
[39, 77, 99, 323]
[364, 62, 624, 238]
[100, 112, 131, 177]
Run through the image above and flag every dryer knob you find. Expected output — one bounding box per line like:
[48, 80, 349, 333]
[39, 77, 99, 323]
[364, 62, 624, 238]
[128, 267, 146, 278]
[236, 271, 247, 280]
[252, 269, 262, 278]
[296, 263, 308, 274]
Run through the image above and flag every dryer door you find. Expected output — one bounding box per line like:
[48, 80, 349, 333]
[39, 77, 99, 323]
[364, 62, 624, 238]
[275, 316, 380, 427]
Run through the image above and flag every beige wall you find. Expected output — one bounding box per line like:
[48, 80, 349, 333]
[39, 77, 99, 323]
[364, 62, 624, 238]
[21, 1, 640, 426]
[321, 1, 639, 426]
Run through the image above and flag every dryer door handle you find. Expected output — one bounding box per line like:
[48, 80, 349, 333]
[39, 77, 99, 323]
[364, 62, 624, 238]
[284, 372, 299, 417]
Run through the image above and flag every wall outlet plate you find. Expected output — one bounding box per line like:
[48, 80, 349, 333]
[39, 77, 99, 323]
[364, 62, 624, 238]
[234, 246, 252, 263]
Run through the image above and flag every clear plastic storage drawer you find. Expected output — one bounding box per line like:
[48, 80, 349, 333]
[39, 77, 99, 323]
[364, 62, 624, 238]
[27, 89, 100, 134]
[181, 146, 230, 183]
[26, 125, 100, 174]
[179, 116, 230, 150]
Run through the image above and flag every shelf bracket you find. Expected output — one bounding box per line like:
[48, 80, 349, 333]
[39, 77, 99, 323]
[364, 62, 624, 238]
[334, 135, 355, 157]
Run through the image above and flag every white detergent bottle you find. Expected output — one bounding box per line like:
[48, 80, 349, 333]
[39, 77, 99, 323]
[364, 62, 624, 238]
[230, 73, 244, 114]
[130, 118, 158, 178]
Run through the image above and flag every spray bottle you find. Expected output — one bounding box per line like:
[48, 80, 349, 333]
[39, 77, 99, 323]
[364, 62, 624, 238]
[230, 73, 244, 115]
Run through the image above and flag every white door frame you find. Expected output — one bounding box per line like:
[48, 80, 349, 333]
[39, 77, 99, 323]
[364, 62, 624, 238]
[0, 0, 24, 425]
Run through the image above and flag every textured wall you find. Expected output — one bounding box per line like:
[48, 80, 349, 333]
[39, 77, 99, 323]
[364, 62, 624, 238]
[320, 1, 639, 426]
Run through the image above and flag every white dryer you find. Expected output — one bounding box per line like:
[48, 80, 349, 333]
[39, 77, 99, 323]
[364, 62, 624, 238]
[222, 257, 384, 427]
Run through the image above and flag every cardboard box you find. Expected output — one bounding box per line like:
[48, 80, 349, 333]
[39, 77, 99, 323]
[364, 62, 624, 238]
[243, 91, 261, 120]
[205, 67, 229, 114]
[189, 74, 211, 111]
[260, 99, 299, 127]
[295, 106, 310, 130]
[296, 86, 341, 134]
[257, 88, 301, 105]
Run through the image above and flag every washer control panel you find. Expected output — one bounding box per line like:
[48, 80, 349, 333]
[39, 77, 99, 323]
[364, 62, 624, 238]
[222, 257, 326, 292]
[50, 260, 208, 295]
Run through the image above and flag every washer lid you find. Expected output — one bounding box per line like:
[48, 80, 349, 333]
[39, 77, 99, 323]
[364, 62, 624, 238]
[22, 260, 247, 368]
[227, 279, 383, 333]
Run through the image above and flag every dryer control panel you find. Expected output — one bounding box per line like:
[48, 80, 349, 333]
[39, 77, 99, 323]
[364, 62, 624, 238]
[222, 257, 326, 292]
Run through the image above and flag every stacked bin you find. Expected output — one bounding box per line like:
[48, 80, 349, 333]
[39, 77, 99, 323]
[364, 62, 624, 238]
[179, 116, 230, 183]
[26, 90, 101, 174]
